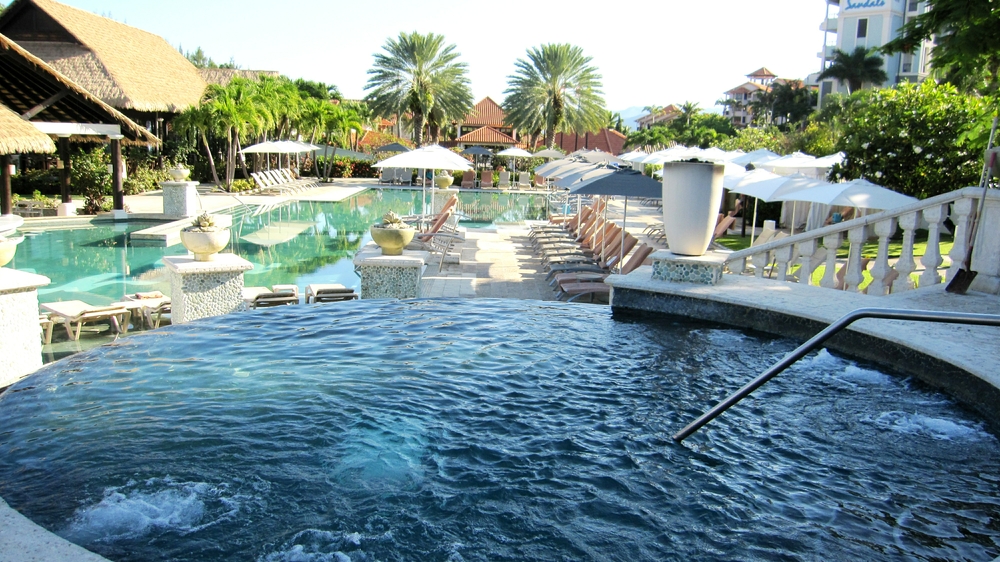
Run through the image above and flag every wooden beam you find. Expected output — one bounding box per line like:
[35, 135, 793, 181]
[1, 155, 11, 216]
[20, 88, 70, 120]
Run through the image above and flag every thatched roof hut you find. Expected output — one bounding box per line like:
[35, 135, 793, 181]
[0, 33, 159, 145]
[0, 104, 56, 155]
[199, 68, 280, 87]
[0, 0, 206, 114]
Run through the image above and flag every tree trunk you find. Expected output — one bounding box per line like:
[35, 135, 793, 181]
[225, 131, 236, 189]
[236, 137, 250, 179]
[413, 113, 425, 147]
[201, 131, 221, 186]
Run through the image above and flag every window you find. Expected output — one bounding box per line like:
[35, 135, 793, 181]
[857, 19, 868, 39]
[908, 0, 918, 11]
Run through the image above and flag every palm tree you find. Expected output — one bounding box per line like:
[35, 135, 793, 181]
[503, 43, 606, 147]
[818, 47, 889, 93]
[364, 32, 473, 147]
[679, 101, 700, 127]
[173, 103, 221, 185]
[202, 78, 263, 188]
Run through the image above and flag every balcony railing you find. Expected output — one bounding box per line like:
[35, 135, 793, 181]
[724, 187, 996, 295]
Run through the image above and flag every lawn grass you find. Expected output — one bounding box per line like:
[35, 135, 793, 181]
[716, 232, 954, 260]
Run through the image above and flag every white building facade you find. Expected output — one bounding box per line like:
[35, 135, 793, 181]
[818, 0, 933, 100]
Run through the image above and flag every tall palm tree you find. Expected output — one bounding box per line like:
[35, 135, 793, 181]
[679, 101, 700, 127]
[203, 78, 263, 188]
[173, 103, 221, 185]
[818, 47, 889, 93]
[364, 32, 473, 147]
[503, 43, 606, 147]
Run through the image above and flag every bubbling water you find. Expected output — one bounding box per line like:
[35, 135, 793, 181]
[0, 299, 997, 562]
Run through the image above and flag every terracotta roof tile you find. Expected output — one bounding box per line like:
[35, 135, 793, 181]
[549, 128, 626, 155]
[456, 126, 516, 145]
[463, 97, 506, 127]
[747, 67, 777, 79]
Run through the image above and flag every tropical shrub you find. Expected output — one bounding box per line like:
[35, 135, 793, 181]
[15, 168, 58, 195]
[124, 161, 170, 195]
[715, 126, 786, 153]
[829, 81, 990, 198]
[230, 179, 255, 192]
[72, 147, 111, 215]
[351, 161, 377, 178]
[786, 122, 838, 157]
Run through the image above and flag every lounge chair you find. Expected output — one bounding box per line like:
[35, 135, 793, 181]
[533, 175, 546, 189]
[243, 284, 300, 309]
[545, 232, 639, 278]
[40, 300, 131, 341]
[305, 283, 358, 303]
[398, 169, 415, 186]
[517, 172, 531, 189]
[480, 170, 494, 189]
[554, 244, 653, 300]
[120, 291, 172, 329]
[379, 168, 397, 184]
[497, 171, 512, 190]
[460, 170, 477, 189]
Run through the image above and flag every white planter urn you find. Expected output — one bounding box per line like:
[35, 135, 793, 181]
[0, 237, 19, 267]
[179, 229, 230, 261]
[661, 161, 725, 256]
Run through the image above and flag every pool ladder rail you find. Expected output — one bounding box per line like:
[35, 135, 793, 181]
[673, 307, 1000, 443]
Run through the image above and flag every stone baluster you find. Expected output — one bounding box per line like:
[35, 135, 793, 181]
[843, 226, 868, 292]
[797, 239, 819, 285]
[868, 218, 897, 296]
[946, 197, 975, 283]
[728, 257, 746, 275]
[819, 232, 843, 289]
[893, 212, 918, 293]
[919, 204, 947, 288]
[751, 251, 768, 279]
[773, 245, 794, 282]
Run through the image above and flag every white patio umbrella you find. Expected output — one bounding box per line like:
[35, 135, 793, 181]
[579, 150, 627, 165]
[774, 178, 917, 211]
[533, 148, 564, 159]
[730, 149, 780, 167]
[535, 158, 589, 178]
[727, 172, 831, 238]
[497, 147, 533, 175]
[374, 145, 472, 224]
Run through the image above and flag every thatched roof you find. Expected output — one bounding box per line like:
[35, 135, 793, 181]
[0, 104, 56, 154]
[0, 33, 159, 145]
[199, 68, 280, 87]
[0, 0, 206, 113]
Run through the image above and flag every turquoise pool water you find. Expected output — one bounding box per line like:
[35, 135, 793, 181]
[0, 300, 997, 561]
[10, 190, 550, 305]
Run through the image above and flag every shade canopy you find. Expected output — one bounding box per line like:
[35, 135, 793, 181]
[568, 169, 662, 199]
[730, 149, 781, 167]
[373, 142, 411, 153]
[0, 104, 55, 154]
[618, 150, 648, 162]
[497, 147, 532, 158]
[775, 178, 918, 210]
[579, 150, 627, 165]
[242, 140, 316, 154]
[533, 148, 564, 158]
[461, 146, 493, 156]
[373, 144, 472, 171]
[535, 159, 593, 178]
[553, 165, 610, 188]
[311, 146, 374, 160]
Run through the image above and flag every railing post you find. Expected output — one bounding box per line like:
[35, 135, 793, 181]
[894, 212, 919, 293]
[946, 197, 975, 283]
[797, 239, 819, 285]
[819, 232, 842, 289]
[773, 245, 794, 282]
[920, 204, 947, 288]
[844, 226, 868, 292]
[869, 218, 897, 296]
[751, 251, 768, 279]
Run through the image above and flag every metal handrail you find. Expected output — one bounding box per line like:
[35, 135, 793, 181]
[673, 307, 1000, 443]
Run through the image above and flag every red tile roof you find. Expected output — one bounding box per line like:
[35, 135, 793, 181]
[456, 126, 517, 145]
[463, 97, 506, 127]
[747, 67, 777, 79]
[548, 129, 627, 155]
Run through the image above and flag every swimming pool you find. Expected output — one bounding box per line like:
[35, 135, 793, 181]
[0, 299, 996, 561]
[10, 190, 551, 305]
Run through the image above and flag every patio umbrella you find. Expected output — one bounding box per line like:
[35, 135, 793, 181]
[537, 160, 594, 181]
[497, 147, 533, 175]
[374, 142, 411, 153]
[730, 148, 780, 167]
[311, 146, 374, 160]
[374, 145, 472, 224]
[569, 169, 662, 270]
[774, 178, 917, 211]
[533, 148, 564, 159]
[580, 150, 627, 165]
[461, 146, 493, 174]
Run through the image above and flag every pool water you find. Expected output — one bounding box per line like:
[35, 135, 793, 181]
[0, 300, 996, 561]
[10, 190, 551, 304]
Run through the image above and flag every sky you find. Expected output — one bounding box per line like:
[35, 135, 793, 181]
[61, 0, 830, 114]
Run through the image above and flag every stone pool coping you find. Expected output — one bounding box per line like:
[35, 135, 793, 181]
[0, 498, 109, 561]
[608, 266, 1000, 433]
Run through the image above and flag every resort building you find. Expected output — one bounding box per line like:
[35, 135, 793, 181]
[817, 0, 933, 100]
[720, 67, 778, 127]
[635, 105, 681, 130]
[0, 0, 206, 136]
[453, 97, 521, 150]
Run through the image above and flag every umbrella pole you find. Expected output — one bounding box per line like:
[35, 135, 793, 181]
[750, 198, 759, 246]
[619, 197, 628, 273]
[430, 169, 435, 219]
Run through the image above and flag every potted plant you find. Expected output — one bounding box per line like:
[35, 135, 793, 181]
[0, 235, 21, 267]
[434, 174, 453, 189]
[167, 164, 192, 181]
[661, 160, 726, 256]
[179, 212, 230, 261]
[369, 210, 415, 256]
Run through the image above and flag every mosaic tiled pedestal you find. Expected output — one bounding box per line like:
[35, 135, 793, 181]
[650, 250, 728, 285]
[163, 254, 253, 324]
[160, 181, 200, 218]
[353, 244, 428, 299]
[0, 269, 51, 387]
